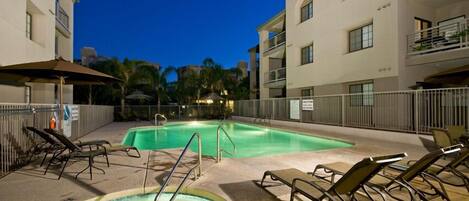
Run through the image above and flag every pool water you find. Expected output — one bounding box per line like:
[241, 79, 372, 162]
[122, 121, 352, 158]
[112, 193, 211, 201]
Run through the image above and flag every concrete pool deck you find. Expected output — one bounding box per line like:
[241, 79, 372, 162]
[0, 121, 468, 201]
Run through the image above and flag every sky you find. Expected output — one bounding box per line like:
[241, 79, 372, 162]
[74, 0, 285, 81]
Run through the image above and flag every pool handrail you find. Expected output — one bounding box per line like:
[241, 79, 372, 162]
[154, 113, 167, 126]
[154, 132, 202, 201]
[216, 124, 236, 163]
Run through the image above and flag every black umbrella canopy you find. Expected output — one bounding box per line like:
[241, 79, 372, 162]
[0, 58, 120, 129]
[0, 58, 120, 84]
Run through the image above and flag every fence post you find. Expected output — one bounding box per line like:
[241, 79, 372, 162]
[299, 97, 303, 123]
[414, 90, 419, 135]
[341, 95, 345, 127]
[272, 99, 276, 120]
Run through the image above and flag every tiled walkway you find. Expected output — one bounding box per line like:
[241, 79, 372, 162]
[0, 121, 467, 201]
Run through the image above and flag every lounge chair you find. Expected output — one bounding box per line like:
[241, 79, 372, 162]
[405, 148, 469, 192]
[43, 128, 110, 180]
[44, 128, 141, 158]
[26, 127, 115, 166]
[447, 125, 466, 145]
[312, 145, 464, 201]
[431, 128, 453, 148]
[260, 153, 407, 201]
[25, 127, 65, 166]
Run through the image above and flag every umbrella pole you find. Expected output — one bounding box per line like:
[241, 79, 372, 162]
[58, 76, 64, 130]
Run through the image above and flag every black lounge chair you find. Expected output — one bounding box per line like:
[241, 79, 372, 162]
[405, 147, 469, 192]
[313, 144, 464, 201]
[26, 127, 114, 165]
[44, 128, 141, 158]
[260, 153, 407, 201]
[44, 129, 109, 180]
[25, 127, 65, 166]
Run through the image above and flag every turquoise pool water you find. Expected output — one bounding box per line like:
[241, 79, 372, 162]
[122, 121, 352, 158]
[112, 193, 211, 201]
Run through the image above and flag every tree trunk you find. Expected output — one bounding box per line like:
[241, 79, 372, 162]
[120, 86, 125, 117]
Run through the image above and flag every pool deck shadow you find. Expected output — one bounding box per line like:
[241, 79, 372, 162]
[0, 121, 468, 201]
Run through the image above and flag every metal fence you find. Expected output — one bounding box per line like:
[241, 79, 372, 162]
[233, 88, 469, 134]
[0, 104, 114, 178]
[114, 105, 224, 121]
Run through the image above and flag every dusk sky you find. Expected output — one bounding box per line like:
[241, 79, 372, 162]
[74, 0, 284, 81]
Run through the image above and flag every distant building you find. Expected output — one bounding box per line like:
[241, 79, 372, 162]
[177, 65, 202, 80]
[79, 47, 111, 67]
[0, 0, 76, 104]
[236, 61, 248, 79]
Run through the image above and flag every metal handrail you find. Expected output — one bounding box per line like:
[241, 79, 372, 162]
[154, 113, 167, 126]
[216, 124, 236, 163]
[154, 132, 202, 201]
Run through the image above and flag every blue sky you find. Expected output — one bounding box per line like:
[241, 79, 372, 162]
[74, 0, 284, 78]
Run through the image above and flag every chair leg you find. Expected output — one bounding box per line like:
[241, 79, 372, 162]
[58, 157, 70, 180]
[105, 153, 110, 167]
[44, 156, 53, 175]
[40, 152, 48, 167]
[89, 157, 93, 180]
[261, 172, 269, 187]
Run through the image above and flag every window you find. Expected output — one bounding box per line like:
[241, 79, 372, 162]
[26, 12, 32, 40]
[301, 88, 314, 97]
[415, 17, 432, 40]
[301, 1, 313, 22]
[301, 44, 313, 65]
[349, 83, 373, 106]
[438, 16, 465, 39]
[349, 24, 373, 52]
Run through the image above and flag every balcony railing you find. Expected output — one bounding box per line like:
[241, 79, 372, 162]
[264, 31, 286, 53]
[264, 67, 286, 84]
[407, 19, 469, 56]
[56, 5, 69, 31]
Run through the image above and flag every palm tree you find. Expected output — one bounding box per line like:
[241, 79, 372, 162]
[200, 58, 226, 94]
[136, 65, 175, 113]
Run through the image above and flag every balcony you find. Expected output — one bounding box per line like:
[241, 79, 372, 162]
[407, 19, 469, 56]
[55, 5, 71, 37]
[264, 67, 286, 88]
[263, 31, 286, 54]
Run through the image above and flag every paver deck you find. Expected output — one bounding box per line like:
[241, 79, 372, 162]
[0, 121, 467, 201]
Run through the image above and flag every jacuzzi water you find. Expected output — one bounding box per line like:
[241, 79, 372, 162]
[122, 121, 352, 158]
[112, 193, 211, 201]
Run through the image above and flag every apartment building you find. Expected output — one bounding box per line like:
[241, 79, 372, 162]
[0, 0, 75, 103]
[258, 0, 469, 98]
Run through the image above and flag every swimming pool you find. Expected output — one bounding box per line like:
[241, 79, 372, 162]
[122, 121, 352, 158]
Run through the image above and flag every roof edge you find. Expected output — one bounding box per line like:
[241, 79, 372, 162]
[256, 10, 286, 31]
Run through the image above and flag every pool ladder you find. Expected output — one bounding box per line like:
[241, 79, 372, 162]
[154, 113, 167, 126]
[216, 123, 236, 163]
[149, 132, 202, 201]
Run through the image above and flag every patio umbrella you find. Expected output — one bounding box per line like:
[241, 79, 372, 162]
[424, 65, 469, 86]
[125, 90, 152, 101]
[0, 58, 120, 128]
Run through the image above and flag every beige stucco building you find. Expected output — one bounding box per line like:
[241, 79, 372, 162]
[258, 0, 469, 98]
[0, 0, 75, 103]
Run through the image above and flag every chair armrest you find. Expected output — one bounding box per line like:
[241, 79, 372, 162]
[292, 178, 339, 201]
